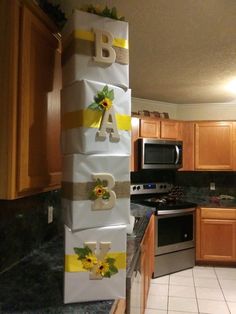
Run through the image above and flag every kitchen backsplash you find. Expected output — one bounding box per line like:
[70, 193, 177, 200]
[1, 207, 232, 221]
[131, 170, 175, 184]
[0, 190, 62, 273]
[175, 171, 236, 200]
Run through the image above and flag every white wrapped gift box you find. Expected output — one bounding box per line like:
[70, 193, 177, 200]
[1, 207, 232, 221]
[62, 10, 129, 88]
[61, 80, 131, 155]
[64, 224, 126, 303]
[62, 154, 130, 230]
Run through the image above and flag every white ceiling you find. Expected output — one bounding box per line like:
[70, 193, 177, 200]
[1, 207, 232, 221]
[56, 0, 236, 104]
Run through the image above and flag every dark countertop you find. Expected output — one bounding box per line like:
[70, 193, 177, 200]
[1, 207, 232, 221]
[0, 206, 150, 314]
[182, 197, 236, 209]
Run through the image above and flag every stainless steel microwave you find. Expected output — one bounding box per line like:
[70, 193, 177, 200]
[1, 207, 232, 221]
[138, 138, 183, 169]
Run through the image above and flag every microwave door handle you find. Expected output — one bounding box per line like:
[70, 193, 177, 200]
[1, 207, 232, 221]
[175, 145, 180, 164]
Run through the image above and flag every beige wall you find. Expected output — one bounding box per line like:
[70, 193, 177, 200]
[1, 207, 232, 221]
[177, 103, 236, 121]
[132, 97, 178, 119]
[132, 98, 236, 121]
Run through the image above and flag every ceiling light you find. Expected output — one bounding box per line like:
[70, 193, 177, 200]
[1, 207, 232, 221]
[225, 79, 236, 93]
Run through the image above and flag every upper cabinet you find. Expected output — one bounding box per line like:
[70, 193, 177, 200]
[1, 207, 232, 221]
[0, 0, 61, 199]
[195, 122, 233, 170]
[179, 122, 195, 171]
[140, 119, 160, 138]
[139, 117, 180, 139]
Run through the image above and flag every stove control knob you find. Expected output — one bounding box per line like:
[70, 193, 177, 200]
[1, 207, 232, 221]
[132, 186, 137, 190]
[137, 186, 141, 190]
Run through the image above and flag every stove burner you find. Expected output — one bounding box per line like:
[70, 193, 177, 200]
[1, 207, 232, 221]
[146, 196, 178, 204]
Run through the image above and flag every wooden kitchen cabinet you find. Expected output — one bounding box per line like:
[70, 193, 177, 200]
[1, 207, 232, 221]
[160, 120, 180, 139]
[140, 215, 154, 313]
[179, 122, 195, 171]
[140, 118, 161, 138]
[195, 122, 233, 170]
[196, 207, 236, 263]
[139, 117, 180, 139]
[233, 122, 236, 170]
[0, 0, 61, 199]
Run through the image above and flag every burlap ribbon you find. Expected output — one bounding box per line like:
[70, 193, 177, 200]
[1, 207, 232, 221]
[62, 30, 129, 66]
[62, 181, 130, 201]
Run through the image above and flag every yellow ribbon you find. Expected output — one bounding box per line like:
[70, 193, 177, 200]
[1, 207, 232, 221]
[68, 29, 129, 49]
[62, 109, 131, 131]
[65, 252, 126, 272]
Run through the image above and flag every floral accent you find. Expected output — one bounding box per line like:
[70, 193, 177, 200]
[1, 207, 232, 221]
[90, 179, 110, 201]
[74, 246, 118, 278]
[99, 97, 112, 111]
[81, 253, 98, 270]
[88, 86, 114, 112]
[81, 4, 125, 21]
[96, 261, 110, 276]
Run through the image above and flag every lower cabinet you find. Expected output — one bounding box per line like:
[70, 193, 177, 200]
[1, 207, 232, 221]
[140, 215, 154, 313]
[196, 207, 236, 262]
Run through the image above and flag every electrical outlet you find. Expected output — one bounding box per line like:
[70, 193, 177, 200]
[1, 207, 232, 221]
[210, 182, 216, 190]
[48, 206, 54, 224]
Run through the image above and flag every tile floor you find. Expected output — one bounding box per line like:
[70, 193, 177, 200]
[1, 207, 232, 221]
[145, 266, 236, 314]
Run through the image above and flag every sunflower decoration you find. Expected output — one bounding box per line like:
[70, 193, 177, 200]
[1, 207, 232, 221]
[74, 246, 118, 278]
[90, 178, 110, 201]
[88, 86, 114, 112]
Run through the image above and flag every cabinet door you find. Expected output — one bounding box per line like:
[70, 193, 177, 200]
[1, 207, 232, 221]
[17, 6, 61, 195]
[140, 243, 146, 314]
[233, 122, 236, 170]
[0, 0, 20, 199]
[140, 119, 160, 138]
[195, 122, 233, 170]
[179, 122, 194, 171]
[200, 219, 236, 262]
[161, 120, 179, 139]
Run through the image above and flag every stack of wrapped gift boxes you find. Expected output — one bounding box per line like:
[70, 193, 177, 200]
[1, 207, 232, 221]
[61, 9, 131, 303]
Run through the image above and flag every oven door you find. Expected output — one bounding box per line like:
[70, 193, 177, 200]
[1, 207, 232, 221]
[155, 208, 195, 255]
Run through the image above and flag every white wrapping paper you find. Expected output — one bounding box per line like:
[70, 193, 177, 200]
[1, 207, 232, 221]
[62, 154, 130, 230]
[64, 225, 126, 303]
[61, 80, 131, 155]
[62, 10, 129, 88]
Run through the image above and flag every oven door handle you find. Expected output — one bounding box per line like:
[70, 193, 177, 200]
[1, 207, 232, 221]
[157, 207, 196, 215]
[175, 145, 180, 164]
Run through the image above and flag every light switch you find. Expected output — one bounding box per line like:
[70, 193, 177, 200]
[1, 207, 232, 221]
[48, 206, 54, 224]
[210, 182, 216, 190]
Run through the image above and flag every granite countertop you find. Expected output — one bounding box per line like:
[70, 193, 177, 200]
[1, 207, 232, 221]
[0, 206, 150, 314]
[182, 196, 236, 209]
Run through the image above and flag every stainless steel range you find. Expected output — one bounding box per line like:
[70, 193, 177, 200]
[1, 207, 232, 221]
[131, 182, 196, 278]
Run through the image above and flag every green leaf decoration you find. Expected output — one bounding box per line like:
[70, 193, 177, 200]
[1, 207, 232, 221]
[109, 265, 118, 275]
[101, 6, 110, 17]
[106, 257, 116, 264]
[74, 246, 92, 259]
[81, 4, 125, 21]
[103, 271, 111, 278]
[107, 89, 114, 101]
[103, 85, 109, 94]
[101, 180, 108, 187]
[102, 191, 110, 200]
[110, 7, 118, 20]
[96, 178, 102, 185]
[88, 102, 99, 110]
